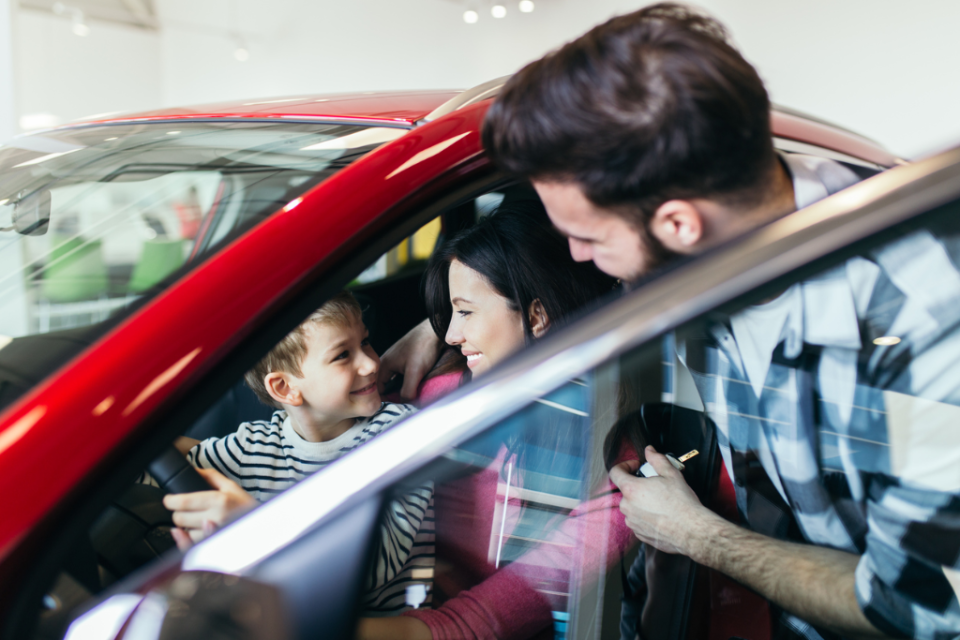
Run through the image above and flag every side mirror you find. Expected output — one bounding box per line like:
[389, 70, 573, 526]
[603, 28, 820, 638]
[12, 190, 51, 236]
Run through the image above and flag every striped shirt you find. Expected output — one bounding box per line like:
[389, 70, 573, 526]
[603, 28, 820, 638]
[188, 402, 435, 616]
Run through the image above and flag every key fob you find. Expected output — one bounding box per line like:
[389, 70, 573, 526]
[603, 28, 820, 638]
[636, 454, 685, 478]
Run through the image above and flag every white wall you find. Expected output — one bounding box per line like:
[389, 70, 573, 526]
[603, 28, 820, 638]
[15, 8, 161, 129]
[11, 0, 960, 159]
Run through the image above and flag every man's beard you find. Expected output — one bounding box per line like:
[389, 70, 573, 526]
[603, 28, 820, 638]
[626, 222, 683, 287]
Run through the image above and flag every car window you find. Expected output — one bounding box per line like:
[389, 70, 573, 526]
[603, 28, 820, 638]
[327, 201, 960, 639]
[33, 181, 521, 639]
[0, 121, 405, 413]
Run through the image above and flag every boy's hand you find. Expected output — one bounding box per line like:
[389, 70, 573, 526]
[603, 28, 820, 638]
[377, 319, 442, 400]
[163, 468, 256, 549]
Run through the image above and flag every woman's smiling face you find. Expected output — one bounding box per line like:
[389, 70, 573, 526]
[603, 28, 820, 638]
[445, 259, 526, 377]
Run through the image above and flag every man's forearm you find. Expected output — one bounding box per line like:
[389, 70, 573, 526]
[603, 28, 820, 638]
[688, 512, 888, 639]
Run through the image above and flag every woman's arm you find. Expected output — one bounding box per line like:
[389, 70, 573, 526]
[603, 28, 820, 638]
[377, 319, 442, 400]
[396, 471, 637, 640]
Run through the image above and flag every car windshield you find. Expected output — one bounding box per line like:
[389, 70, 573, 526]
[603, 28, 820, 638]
[0, 120, 406, 413]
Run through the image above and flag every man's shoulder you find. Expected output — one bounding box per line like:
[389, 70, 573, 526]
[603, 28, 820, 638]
[781, 151, 864, 204]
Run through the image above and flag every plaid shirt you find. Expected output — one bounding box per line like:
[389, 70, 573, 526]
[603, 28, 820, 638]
[674, 154, 960, 639]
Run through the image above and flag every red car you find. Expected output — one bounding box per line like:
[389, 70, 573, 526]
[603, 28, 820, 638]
[4, 78, 950, 640]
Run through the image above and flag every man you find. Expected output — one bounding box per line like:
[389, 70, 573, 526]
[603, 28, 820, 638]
[382, 4, 960, 639]
[481, 4, 960, 640]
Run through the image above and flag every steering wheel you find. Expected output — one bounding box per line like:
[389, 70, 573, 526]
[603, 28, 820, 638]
[88, 446, 211, 585]
[147, 446, 213, 494]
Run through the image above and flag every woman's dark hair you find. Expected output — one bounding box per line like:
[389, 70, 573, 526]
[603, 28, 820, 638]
[425, 192, 616, 353]
[482, 3, 777, 228]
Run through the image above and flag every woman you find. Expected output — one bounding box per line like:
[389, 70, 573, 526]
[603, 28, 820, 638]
[414, 193, 615, 395]
[359, 195, 639, 640]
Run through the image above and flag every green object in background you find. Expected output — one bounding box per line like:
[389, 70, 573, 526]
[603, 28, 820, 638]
[41, 236, 108, 302]
[129, 239, 185, 292]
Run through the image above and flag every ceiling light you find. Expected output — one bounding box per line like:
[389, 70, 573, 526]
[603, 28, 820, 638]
[463, 10, 478, 23]
[519, 0, 534, 12]
[71, 21, 89, 36]
[234, 47, 249, 62]
[491, 4, 506, 18]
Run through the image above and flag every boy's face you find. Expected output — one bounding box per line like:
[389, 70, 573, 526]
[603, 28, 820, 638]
[290, 316, 382, 424]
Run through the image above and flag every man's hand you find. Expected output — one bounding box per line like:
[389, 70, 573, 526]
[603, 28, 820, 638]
[163, 468, 256, 549]
[609, 446, 889, 638]
[609, 445, 719, 555]
[377, 319, 442, 400]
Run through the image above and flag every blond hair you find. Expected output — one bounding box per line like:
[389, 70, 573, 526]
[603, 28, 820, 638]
[245, 290, 363, 407]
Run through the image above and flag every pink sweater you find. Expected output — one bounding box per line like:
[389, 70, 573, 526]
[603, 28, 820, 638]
[402, 373, 638, 639]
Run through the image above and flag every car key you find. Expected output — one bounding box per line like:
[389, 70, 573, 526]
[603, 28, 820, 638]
[636, 449, 698, 478]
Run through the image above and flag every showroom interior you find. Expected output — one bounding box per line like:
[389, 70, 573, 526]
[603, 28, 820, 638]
[3, 2, 960, 640]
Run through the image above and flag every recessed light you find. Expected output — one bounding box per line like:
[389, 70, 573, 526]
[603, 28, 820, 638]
[463, 10, 479, 23]
[491, 4, 506, 18]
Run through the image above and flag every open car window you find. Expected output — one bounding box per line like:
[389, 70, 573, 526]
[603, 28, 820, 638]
[35, 182, 522, 638]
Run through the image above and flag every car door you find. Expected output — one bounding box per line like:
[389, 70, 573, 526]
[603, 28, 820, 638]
[0, 105, 501, 639]
[61, 146, 960, 640]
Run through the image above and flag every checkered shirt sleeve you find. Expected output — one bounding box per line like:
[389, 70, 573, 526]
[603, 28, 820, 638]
[678, 228, 960, 639]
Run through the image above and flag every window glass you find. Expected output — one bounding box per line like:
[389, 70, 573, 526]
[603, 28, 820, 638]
[0, 121, 404, 413]
[660, 207, 960, 639]
[346, 203, 960, 640]
[0, 121, 404, 339]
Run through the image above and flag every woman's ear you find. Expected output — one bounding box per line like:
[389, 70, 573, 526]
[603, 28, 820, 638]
[265, 372, 301, 407]
[528, 299, 551, 338]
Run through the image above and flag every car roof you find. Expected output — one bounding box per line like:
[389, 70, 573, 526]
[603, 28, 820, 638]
[74, 90, 463, 128]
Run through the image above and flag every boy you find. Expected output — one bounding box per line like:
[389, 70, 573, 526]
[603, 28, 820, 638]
[165, 291, 434, 615]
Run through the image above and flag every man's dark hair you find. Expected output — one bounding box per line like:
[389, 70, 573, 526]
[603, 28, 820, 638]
[482, 3, 777, 226]
[425, 192, 616, 345]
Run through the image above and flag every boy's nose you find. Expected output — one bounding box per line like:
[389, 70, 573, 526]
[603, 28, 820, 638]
[358, 351, 379, 375]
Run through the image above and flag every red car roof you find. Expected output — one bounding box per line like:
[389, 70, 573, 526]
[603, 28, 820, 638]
[82, 90, 462, 127]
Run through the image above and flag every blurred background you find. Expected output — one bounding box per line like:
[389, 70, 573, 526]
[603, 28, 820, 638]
[0, 0, 956, 159]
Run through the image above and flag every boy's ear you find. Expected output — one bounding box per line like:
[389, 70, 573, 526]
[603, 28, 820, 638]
[528, 299, 550, 339]
[264, 372, 302, 407]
